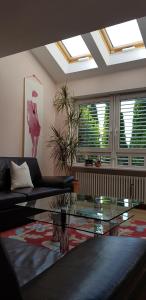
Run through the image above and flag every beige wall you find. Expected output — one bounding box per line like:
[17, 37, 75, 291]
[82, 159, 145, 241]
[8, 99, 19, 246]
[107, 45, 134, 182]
[0, 51, 56, 175]
[60, 67, 146, 97]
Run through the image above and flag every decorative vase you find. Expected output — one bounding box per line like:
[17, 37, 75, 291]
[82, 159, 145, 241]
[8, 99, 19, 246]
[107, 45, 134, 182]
[72, 180, 80, 193]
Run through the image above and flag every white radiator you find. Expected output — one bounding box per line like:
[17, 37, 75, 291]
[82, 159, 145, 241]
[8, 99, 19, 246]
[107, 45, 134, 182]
[75, 171, 146, 203]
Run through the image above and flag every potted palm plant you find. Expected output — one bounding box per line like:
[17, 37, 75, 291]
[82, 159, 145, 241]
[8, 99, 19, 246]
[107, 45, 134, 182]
[49, 85, 81, 191]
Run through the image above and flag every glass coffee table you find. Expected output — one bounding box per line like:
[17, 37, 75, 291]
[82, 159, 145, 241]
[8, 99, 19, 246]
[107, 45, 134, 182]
[16, 193, 140, 253]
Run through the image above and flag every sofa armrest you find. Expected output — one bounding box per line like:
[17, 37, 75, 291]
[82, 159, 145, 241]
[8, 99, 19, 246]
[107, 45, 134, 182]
[39, 176, 74, 188]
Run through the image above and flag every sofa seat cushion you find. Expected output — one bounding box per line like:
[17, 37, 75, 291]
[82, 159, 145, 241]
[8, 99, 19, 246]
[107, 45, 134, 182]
[0, 191, 26, 209]
[1, 238, 60, 287]
[22, 236, 146, 300]
[14, 187, 71, 200]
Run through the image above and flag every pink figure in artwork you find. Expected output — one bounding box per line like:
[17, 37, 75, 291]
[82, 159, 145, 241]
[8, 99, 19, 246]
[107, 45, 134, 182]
[27, 90, 41, 157]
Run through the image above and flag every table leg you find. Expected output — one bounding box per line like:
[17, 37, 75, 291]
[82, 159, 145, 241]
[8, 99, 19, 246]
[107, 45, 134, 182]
[52, 210, 69, 254]
[109, 221, 119, 236]
[60, 228, 69, 253]
[52, 213, 61, 242]
[60, 209, 69, 254]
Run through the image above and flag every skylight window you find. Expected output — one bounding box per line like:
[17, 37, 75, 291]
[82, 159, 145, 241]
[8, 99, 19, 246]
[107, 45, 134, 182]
[62, 35, 90, 57]
[106, 20, 143, 47]
[57, 35, 92, 63]
[100, 19, 144, 53]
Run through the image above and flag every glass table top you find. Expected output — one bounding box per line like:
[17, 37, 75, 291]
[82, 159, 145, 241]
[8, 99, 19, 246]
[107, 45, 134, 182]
[29, 210, 133, 235]
[17, 193, 140, 222]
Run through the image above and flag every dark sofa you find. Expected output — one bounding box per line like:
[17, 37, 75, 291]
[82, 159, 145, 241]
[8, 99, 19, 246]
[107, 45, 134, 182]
[0, 157, 73, 209]
[1, 236, 146, 300]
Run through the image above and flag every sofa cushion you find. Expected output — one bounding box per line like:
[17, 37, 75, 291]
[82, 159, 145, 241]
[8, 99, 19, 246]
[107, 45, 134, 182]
[14, 187, 71, 201]
[0, 192, 26, 209]
[22, 236, 146, 300]
[10, 161, 34, 190]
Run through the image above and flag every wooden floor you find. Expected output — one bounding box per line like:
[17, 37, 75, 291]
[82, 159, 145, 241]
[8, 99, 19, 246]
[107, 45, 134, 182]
[131, 208, 146, 222]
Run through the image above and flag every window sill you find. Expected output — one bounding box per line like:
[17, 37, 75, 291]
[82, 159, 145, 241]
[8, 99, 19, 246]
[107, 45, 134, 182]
[72, 163, 146, 177]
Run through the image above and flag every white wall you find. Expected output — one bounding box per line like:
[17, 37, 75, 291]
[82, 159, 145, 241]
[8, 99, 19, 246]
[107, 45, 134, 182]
[0, 51, 56, 175]
[61, 67, 146, 97]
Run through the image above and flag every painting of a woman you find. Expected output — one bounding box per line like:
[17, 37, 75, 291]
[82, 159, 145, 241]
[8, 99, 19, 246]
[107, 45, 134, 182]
[24, 76, 43, 162]
[27, 90, 41, 157]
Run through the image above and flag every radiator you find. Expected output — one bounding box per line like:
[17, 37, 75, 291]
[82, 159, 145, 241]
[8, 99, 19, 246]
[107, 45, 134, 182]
[75, 171, 146, 203]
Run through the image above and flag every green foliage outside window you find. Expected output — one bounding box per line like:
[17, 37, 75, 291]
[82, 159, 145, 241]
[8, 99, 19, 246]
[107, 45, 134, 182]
[79, 104, 100, 147]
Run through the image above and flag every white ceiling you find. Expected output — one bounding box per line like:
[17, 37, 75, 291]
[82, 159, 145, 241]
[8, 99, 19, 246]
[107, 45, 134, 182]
[1, 0, 146, 58]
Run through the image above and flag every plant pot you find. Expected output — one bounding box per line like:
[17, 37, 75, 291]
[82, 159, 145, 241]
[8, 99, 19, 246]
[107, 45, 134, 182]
[72, 179, 80, 193]
[95, 160, 101, 167]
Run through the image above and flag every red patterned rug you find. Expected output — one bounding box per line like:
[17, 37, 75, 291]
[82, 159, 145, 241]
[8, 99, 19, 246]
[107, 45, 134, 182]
[0, 221, 93, 251]
[1, 219, 146, 252]
[118, 219, 146, 239]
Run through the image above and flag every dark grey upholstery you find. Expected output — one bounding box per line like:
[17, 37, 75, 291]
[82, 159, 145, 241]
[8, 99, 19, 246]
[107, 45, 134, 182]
[13, 187, 71, 200]
[22, 236, 146, 300]
[0, 238, 22, 300]
[0, 157, 73, 209]
[2, 238, 60, 286]
[0, 191, 26, 208]
[40, 176, 74, 188]
[1, 236, 146, 300]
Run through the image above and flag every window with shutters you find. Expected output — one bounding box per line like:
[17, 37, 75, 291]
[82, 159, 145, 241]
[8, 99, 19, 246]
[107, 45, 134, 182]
[77, 92, 146, 168]
[77, 98, 113, 165]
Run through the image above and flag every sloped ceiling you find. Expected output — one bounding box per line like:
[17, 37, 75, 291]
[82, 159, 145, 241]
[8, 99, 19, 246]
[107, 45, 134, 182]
[31, 18, 146, 83]
[1, 0, 146, 58]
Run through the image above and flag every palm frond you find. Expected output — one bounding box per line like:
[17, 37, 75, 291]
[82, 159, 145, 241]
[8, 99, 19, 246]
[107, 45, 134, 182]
[48, 85, 81, 174]
[53, 85, 71, 113]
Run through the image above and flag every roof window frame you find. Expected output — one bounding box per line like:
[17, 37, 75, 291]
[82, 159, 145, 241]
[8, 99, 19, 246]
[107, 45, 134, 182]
[99, 28, 144, 54]
[56, 41, 92, 63]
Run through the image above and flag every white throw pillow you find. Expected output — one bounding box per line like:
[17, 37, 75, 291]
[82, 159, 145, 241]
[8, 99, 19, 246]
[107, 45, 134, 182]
[10, 161, 34, 190]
